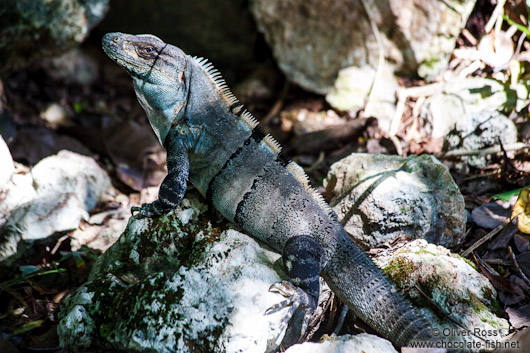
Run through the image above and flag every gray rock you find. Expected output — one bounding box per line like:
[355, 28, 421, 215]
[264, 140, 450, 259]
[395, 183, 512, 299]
[0, 0, 109, 72]
[375, 239, 509, 347]
[325, 62, 400, 132]
[444, 110, 518, 167]
[421, 77, 517, 139]
[325, 65, 376, 111]
[250, 0, 475, 94]
[285, 333, 397, 353]
[0, 136, 13, 192]
[43, 49, 99, 85]
[70, 208, 131, 252]
[58, 197, 287, 353]
[0, 151, 114, 262]
[324, 153, 465, 249]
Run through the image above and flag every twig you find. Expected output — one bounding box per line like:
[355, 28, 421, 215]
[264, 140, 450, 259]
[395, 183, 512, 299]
[484, 0, 507, 34]
[438, 142, 528, 159]
[483, 258, 510, 266]
[390, 82, 445, 136]
[305, 151, 325, 172]
[458, 59, 482, 78]
[462, 172, 500, 182]
[461, 216, 518, 257]
[461, 28, 478, 46]
[499, 137, 519, 170]
[472, 251, 501, 276]
[507, 246, 530, 288]
[260, 80, 289, 126]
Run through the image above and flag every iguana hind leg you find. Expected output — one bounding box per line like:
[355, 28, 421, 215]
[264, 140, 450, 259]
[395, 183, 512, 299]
[133, 135, 189, 218]
[266, 235, 324, 347]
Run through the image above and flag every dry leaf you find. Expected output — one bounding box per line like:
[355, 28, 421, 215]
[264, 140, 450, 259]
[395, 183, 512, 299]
[512, 189, 530, 234]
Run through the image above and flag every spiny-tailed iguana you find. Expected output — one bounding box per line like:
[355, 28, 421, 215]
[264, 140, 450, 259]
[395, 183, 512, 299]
[102, 32, 433, 349]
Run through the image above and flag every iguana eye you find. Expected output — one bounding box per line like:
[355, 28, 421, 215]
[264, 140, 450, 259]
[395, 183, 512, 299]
[137, 45, 157, 59]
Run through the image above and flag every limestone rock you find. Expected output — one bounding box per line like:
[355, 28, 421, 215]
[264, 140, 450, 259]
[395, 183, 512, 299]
[0, 151, 114, 263]
[375, 239, 509, 347]
[250, 0, 475, 94]
[444, 110, 518, 167]
[324, 153, 465, 249]
[420, 77, 517, 139]
[326, 61, 400, 132]
[58, 197, 287, 353]
[0, 0, 109, 72]
[43, 48, 99, 86]
[0, 136, 13, 192]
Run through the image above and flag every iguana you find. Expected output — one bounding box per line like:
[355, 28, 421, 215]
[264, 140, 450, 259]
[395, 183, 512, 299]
[102, 32, 433, 349]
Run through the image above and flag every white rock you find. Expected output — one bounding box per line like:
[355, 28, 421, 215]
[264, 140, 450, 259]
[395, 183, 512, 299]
[375, 239, 510, 346]
[0, 151, 115, 261]
[0, 165, 37, 227]
[41, 103, 70, 126]
[0, 136, 13, 192]
[285, 334, 397, 353]
[58, 201, 288, 353]
[324, 153, 465, 248]
[31, 150, 113, 209]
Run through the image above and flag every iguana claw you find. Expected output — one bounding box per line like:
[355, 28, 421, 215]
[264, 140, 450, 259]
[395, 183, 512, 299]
[131, 201, 171, 218]
[266, 280, 316, 345]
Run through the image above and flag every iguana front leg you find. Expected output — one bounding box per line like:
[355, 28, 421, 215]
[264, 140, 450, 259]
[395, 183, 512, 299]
[132, 136, 189, 218]
[266, 235, 324, 347]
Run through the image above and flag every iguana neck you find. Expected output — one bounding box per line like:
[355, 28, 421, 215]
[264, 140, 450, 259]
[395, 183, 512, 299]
[132, 63, 191, 146]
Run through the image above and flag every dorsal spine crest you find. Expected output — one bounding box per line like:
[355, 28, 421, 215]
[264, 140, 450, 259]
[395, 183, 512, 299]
[264, 134, 282, 154]
[191, 55, 336, 219]
[192, 55, 251, 125]
[240, 110, 259, 129]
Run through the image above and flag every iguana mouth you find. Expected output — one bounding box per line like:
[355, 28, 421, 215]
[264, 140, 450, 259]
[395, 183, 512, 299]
[102, 32, 157, 78]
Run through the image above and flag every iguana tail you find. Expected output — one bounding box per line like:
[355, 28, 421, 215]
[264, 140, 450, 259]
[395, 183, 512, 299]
[322, 232, 433, 347]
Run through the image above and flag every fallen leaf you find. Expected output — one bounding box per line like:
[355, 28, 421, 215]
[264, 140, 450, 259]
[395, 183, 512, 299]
[489, 221, 518, 250]
[512, 189, 530, 234]
[506, 305, 530, 328]
[514, 233, 530, 253]
[472, 200, 512, 229]
[516, 251, 530, 279]
[11, 319, 43, 336]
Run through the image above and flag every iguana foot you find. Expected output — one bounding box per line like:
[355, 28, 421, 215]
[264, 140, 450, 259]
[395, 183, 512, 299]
[266, 280, 316, 345]
[131, 200, 172, 218]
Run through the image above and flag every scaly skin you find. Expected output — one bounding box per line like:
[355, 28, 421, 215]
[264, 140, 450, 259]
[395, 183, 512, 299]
[102, 32, 434, 349]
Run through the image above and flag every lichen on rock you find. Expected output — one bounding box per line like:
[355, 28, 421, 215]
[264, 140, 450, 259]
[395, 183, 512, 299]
[58, 194, 287, 353]
[324, 153, 466, 249]
[375, 239, 510, 347]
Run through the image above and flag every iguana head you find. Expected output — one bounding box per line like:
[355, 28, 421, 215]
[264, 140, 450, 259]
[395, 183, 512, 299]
[102, 32, 189, 145]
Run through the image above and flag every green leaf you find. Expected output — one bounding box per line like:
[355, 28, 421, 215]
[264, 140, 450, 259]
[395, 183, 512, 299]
[11, 320, 43, 336]
[492, 187, 530, 202]
[19, 265, 39, 274]
[503, 15, 530, 37]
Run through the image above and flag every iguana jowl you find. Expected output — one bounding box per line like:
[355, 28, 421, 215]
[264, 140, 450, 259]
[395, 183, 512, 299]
[102, 32, 433, 348]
